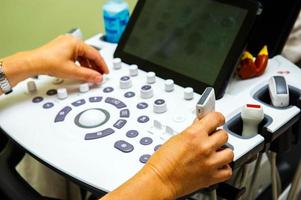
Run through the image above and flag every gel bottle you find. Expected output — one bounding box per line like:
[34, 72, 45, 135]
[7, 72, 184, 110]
[103, 0, 129, 43]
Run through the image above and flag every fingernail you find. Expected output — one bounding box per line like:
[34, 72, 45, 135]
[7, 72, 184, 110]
[94, 76, 103, 83]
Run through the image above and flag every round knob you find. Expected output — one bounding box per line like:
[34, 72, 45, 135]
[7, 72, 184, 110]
[129, 64, 138, 76]
[165, 79, 174, 92]
[184, 87, 194, 100]
[153, 99, 167, 113]
[79, 83, 89, 93]
[57, 88, 68, 100]
[120, 76, 132, 89]
[113, 58, 122, 70]
[140, 85, 154, 99]
[27, 81, 37, 93]
[146, 72, 156, 84]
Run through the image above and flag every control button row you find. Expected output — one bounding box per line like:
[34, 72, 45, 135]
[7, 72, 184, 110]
[105, 97, 127, 109]
[55, 106, 72, 122]
[85, 128, 115, 140]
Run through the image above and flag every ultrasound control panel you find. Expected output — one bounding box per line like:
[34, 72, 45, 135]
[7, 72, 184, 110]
[1, 35, 300, 192]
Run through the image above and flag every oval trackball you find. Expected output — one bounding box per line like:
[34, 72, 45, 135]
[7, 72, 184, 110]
[75, 109, 110, 128]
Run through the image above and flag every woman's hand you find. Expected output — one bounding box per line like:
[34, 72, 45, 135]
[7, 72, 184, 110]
[102, 112, 234, 200]
[2, 35, 109, 89]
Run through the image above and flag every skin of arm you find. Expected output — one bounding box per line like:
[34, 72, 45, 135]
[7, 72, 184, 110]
[0, 36, 234, 199]
[0, 35, 109, 95]
[101, 112, 233, 200]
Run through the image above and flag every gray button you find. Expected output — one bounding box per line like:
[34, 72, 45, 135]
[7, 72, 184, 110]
[138, 116, 150, 123]
[105, 97, 126, 109]
[124, 91, 135, 98]
[103, 87, 114, 93]
[32, 96, 43, 103]
[72, 99, 86, 107]
[120, 109, 130, 118]
[141, 85, 151, 91]
[113, 119, 127, 129]
[139, 154, 151, 164]
[137, 102, 148, 109]
[154, 145, 161, 151]
[140, 137, 153, 145]
[55, 106, 72, 122]
[114, 140, 134, 153]
[121, 76, 130, 81]
[126, 130, 139, 138]
[43, 102, 54, 109]
[154, 99, 165, 105]
[89, 96, 102, 103]
[85, 128, 115, 140]
[46, 89, 57, 96]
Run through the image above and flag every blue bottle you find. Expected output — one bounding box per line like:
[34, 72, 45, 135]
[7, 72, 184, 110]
[103, 0, 130, 43]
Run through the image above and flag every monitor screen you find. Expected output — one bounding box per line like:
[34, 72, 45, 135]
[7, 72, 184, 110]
[115, 0, 259, 98]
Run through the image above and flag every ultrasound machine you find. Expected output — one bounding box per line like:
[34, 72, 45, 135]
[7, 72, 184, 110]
[1, 0, 301, 199]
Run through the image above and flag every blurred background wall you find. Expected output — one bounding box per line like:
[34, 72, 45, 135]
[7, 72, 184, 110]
[0, 0, 137, 57]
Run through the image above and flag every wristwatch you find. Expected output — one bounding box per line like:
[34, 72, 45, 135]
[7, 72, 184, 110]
[0, 61, 12, 94]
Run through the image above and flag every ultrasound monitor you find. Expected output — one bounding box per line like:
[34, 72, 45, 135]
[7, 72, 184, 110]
[115, 0, 260, 98]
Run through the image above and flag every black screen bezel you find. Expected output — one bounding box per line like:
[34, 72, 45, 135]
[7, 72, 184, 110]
[114, 0, 259, 99]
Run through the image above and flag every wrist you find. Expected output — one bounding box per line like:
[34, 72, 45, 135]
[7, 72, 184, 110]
[2, 51, 38, 87]
[141, 164, 177, 200]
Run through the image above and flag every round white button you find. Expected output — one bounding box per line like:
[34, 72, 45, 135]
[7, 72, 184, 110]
[120, 76, 132, 89]
[140, 85, 154, 99]
[184, 87, 194, 100]
[27, 81, 37, 93]
[113, 58, 122, 70]
[78, 109, 107, 128]
[146, 72, 156, 84]
[79, 83, 89, 93]
[57, 88, 68, 100]
[52, 78, 64, 85]
[165, 79, 174, 92]
[129, 65, 138, 76]
[153, 99, 167, 114]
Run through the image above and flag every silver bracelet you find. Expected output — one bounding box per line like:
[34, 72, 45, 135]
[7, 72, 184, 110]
[0, 60, 13, 95]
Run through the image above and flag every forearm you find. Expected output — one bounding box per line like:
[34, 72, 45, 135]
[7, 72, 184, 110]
[0, 51, 38, 95]
[101, 165, 175, 200]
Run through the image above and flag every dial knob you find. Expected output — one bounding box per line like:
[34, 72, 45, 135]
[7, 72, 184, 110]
[120, 76, 132, 89]
[184, 87, 194, 100]
[140, 85, 153, 99]
[146, 72, 156, 84]
[153, 99, 167, 113]
[129, 64, 138, 76]
[165, 79, 174, 92]
[27, 81, 37, 93]
[79, 83, 89, 93]
[57, 88, 68, 100]
[113, 58, 122, 70]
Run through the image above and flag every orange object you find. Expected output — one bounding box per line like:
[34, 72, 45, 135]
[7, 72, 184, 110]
[238, 45, 269, 79]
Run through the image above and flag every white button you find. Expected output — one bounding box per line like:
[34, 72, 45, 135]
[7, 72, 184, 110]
[173, 115, 186, 122]
[153, 120, 162, 129]
[113, 58, 122, 70]
[146, 72, 156, 84]
[184, 87, 194, 100]
[140, 85, 154, 99]
[153, 99, 167, 114]
[57, 88, 68, 100]
[165, 79, 174, 92]
[27, 81, 37, 93]
[79, 109, 107, 127]
[120, 76, 132, 89]
[79, 83, 89, 93]
[129, 65, 138, 76]
[165, 126, 174, 135]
